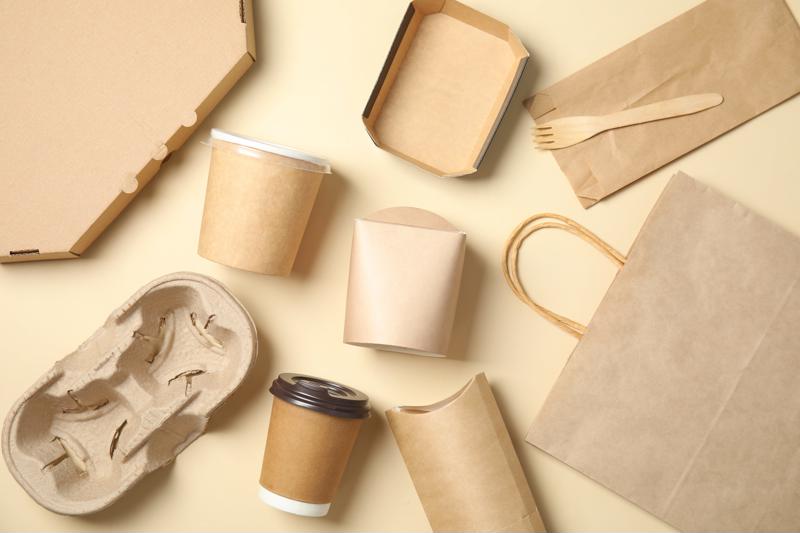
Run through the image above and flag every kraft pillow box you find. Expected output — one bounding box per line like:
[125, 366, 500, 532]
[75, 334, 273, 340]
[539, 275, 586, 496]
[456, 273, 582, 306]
[387, 373, 545, 532]
[2, 273, 257, 515]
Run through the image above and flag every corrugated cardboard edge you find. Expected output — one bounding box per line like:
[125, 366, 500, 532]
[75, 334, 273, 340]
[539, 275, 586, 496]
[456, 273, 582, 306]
[362, 0, 529, 178]
[1, 251, 80, 263]
[0, 2, 256, 264]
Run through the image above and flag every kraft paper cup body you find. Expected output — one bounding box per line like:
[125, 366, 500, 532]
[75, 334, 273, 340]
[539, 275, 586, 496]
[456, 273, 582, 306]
[198, 129, 331, 276]
[343, 207, 466, 357]
[258, 374, 369, 517]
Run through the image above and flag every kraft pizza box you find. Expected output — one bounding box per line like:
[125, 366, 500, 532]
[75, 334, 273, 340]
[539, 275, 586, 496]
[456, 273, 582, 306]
[0, 0, 255, 262]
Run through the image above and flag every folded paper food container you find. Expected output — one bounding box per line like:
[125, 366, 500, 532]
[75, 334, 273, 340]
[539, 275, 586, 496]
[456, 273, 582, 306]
[1, 272, 257, 515]
[258, 374, 370, 517]
[0, 1, 255, 263]
[363, 0, 528, 177]
[343, 207, 466, 356]
[387, 373, 546, 532]
[198, 129, 331, 276]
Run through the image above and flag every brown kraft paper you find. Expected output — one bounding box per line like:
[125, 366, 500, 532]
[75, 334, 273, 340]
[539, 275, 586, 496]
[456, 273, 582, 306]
[260, 398, 363, 504]
[363, 0, 528, 177]
[343, 207, 465, 357]
[510, 173, 800, 531]
[198, 140, 324, 276]
[524, 0, 800, 208]
[0, 1, 254, 262]
[387, 373, 545, 532]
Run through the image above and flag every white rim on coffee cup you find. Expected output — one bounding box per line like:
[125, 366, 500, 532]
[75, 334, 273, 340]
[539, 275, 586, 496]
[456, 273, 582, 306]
[258, 486, 331, 517]
[210, 128, 331, 173]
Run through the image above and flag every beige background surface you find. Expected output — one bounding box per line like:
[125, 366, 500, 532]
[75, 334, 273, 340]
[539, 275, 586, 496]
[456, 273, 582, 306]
[1, 1, 799, 531]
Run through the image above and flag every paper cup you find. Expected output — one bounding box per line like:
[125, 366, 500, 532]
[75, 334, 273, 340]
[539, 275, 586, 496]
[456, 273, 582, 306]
[258, 373, 369, 517]
[198, 129, 331, 276]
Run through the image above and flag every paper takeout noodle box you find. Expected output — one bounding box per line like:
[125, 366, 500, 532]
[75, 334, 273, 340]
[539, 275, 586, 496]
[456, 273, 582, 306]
[0, 1, 255, 263]
[343, 207, 465, 357]
[198, 129, 330, 276]
[362, 0, 528, 177]
[387, 373, 546, 532]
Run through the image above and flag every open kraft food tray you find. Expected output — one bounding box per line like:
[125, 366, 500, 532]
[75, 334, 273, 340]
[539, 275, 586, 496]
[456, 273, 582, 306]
[0, 0, 256, 263]
[363, 0, 528, 177]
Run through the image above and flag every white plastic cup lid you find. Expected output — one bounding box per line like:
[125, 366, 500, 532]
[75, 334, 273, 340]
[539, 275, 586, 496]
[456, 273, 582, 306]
[210, 128, 331, 173]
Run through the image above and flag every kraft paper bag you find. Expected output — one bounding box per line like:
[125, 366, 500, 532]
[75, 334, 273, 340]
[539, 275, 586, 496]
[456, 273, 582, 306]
[524, 0, 800, 208]
[503, 172, 800, 531]
[343, 207, 465, 357]
[387, 373, 546, 532]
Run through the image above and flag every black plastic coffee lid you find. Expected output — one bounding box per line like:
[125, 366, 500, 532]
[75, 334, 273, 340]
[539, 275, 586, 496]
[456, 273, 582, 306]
[269, 373, 370, 419]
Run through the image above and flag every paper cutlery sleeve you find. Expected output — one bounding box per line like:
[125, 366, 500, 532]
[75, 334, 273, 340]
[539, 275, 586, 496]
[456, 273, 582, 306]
[525, 0, 800, 208]
[386, 373, 545, 532]
[343, 207, 465, 357]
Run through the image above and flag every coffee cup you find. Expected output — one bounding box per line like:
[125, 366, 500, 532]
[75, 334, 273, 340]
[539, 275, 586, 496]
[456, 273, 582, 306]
[258, 373, 370, 517]
[198, 129, 331, 276]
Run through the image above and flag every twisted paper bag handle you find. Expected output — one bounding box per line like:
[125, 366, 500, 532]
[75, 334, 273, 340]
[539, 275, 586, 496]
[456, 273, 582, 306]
[502, 213, 627, 338]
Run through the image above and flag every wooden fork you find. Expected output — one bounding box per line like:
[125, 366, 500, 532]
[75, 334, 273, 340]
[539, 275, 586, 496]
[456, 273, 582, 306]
[533, 93, 723, 150]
